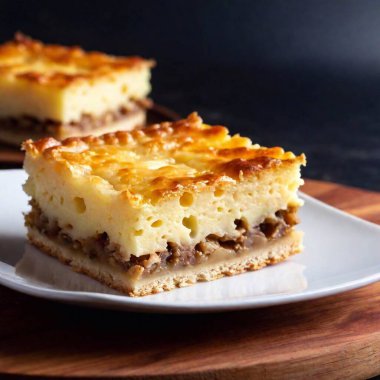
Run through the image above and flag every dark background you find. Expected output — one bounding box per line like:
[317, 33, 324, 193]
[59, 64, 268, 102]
[1, 0, 380, 190]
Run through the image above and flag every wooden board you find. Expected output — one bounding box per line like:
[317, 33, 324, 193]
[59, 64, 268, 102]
[0, 179, 379, 379]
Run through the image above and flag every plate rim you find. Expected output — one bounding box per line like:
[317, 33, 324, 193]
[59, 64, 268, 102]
[0, 169, 380, 313]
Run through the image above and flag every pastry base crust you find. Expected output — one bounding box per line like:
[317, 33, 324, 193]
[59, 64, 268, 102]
[27, 228, 303, 297]
[0, 109, 146, 147]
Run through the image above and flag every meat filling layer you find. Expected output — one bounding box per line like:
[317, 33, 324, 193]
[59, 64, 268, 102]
[0, 99, 150, 135]
[25, 201, 299, 277]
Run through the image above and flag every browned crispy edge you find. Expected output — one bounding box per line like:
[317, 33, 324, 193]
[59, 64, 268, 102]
[22, 113, 306, 178]
[0, 33, 155, 87]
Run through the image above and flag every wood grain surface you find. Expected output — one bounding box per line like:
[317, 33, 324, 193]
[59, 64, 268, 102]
[0, 179, 379, 379]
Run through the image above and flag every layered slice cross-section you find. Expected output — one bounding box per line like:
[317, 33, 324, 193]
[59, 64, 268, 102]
[0, 33, 154, 146]
[23, 113, 306, 296]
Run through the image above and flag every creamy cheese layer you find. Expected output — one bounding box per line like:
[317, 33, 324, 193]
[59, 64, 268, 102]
[0, 69, 151, 122]
[23, 113, 306, 259]
[0, 34, 153, 122]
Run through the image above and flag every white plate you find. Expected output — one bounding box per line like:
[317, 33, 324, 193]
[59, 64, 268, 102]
[0, 169, 379, 313]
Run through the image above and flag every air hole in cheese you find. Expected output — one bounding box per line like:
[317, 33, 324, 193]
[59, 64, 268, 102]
[182, 215, 198, 238]
[180, 192, 194, 207]
[73, 197, 86, 214]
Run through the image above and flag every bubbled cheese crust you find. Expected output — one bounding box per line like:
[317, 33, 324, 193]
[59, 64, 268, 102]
[23, 113, 306, 259]
[0, 33, 154, 122]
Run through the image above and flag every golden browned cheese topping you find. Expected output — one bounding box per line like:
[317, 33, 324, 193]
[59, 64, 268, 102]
[23, 113, 306, 204]
[0, 33, 154, 87]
